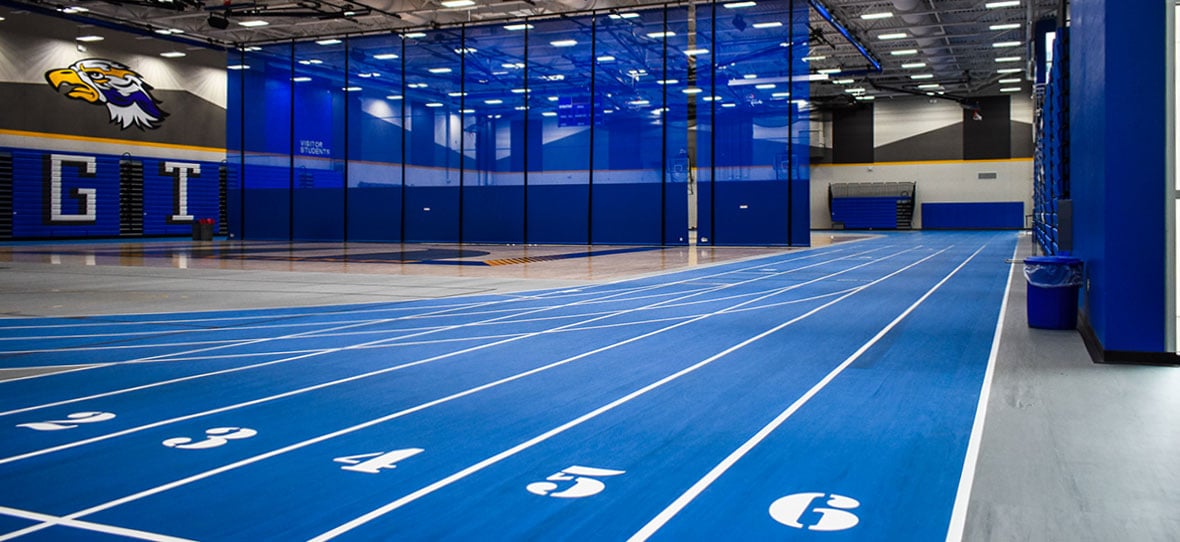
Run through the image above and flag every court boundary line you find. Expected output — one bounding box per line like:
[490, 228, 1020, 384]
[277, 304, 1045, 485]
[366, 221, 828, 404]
[307, 247, 951, 541]
[0, 506, 193, 542]
[0, 247, 924, 541]
[0, 246, 895, 463]
[0, 247, 877, 417]
[943, 241, 1018, 541]
[626, 242, 991, 542]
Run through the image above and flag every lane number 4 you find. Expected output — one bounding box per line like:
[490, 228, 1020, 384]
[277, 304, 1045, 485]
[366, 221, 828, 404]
[333, 448, 425, 474]
[526, 465, 626, 499]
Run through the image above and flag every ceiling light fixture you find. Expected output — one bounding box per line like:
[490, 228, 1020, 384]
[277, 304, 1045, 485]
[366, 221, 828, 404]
[1001, 86, 1022, 92]
[878, 33, 907, 40]
[751, 22, 783, 29]
[75, 35, 104, 42]
[801, 55, 826, 62]
[890, 49, 918, 56]
[316, 39, 342, 45]
[902, 62, 927, 69]
[723, 1, 757, 8]
[550, 39, 578, 47]
[160, 51, 186, 58]
[238, 20, 269, 27]
[997, 67, 1023, 73]
[990, 23, 1021, 30]
[861, 12, 892, 20]
[993, 41, 1022, 48]
[998, 78, 1022, 84]
[647, 31, 676, 38]
[985, 1, 1021, 8]
[374, 53, 399, 60]
[995, 56, 1022, 62]
[292, 76, 312, 82]
[910, 74, 934, 79]
[504, 23, 533, 31]
[428, 67, 452, 74]
[440, 0, 476, 7]
[683, 48, 709, 56]
[404, 32, 426, 38]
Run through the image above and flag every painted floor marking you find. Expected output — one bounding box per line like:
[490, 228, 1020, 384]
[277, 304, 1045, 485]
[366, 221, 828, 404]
[0, 505, 193, 542]
[626, 243, 989, 542]
[308, 247, 947, 541]
[944, 242, 1018, 542]
[2, 246, 924, 540]
[0, 246, 894, 464]
[0, 248, 877, 421]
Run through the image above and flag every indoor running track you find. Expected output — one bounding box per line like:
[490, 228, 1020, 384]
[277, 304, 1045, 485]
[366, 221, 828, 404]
[0, 231, 1018, 541]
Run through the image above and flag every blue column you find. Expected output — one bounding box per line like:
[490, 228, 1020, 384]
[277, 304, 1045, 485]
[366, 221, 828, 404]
[1070, 0, 1170, 356]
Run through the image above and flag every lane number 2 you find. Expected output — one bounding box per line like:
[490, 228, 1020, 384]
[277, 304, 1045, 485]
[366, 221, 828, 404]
[163, 427, 257, 450]
[526, 465, 626, 499]
[333, 448, 424, 474]
[17, 411, 116, 431]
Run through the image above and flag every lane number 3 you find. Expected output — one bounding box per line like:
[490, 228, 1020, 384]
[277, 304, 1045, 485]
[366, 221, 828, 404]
[163, 427, 257, 450]
[526, 465, 626, 499]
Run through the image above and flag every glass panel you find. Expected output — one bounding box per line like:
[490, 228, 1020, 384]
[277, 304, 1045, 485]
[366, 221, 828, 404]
[404, 30, 463, 242]
[241, 43, 292, 240]
[292, 40, 346, 240]
[789, 0, 811, 246]
[712, 0, 795, 245]
[664, 5, 694, 245]
[462, 23, 526, 243]
[347, 35, 404, 242]
[528, 16, 593, 244]
[591, 7, 664, 245]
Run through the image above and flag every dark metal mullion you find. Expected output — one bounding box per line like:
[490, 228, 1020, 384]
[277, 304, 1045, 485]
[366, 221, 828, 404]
[588, 15, 597, 245]
[288, 40, 295, 241]
[710, 2, 716, 246]
[459, 25, 466, 244]
[522, 23, 530, 245]
[400, 35, 407, 244]
[238, 47, 246, 240]
[343, 37, 350, 242]
[660, 5, 668, 246]
[786, 3, 794, 246]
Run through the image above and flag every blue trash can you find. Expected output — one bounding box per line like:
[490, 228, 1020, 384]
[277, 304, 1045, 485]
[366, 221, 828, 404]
[1023, 256, 1084, 329]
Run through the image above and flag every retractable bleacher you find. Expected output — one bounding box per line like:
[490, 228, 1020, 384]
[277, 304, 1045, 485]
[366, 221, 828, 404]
[828, 182, 915, 230]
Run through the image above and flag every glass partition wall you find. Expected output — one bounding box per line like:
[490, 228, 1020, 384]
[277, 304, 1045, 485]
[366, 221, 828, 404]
[227, 0, 810, 246]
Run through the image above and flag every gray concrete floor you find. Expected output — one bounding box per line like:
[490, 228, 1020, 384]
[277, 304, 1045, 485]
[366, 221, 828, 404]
[1, 236, 1177, 540]
[962, 237, 1180, 542]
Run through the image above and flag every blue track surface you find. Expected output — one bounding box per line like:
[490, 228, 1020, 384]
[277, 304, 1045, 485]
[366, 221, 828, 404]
[0, 232, 1017, 541]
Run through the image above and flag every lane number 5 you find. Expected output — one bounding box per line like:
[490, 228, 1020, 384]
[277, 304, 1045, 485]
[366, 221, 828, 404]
[526, 465, 626, 499]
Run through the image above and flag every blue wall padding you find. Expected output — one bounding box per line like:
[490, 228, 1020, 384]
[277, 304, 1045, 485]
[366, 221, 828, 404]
[462, 186, 524, 244]
[527, 185, 589, 244]
[292, 189, 344, 240]
[790, 178, 810, 246]
[713, 181, 790, 246]
[664, 183, 689, 245]
[591, 184, 661, 245]
[921, 202, 1024, 229]
[243, 190, 291, 240]
[346, 187, 402, 242]
[697, 180, 713, 245]
[404, 187, 460, 242]
[1070, 0, 1168, 353]
[830, 196, 902, 229]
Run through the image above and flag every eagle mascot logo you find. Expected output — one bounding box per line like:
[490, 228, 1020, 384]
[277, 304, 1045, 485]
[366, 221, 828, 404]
[45, 58, 168, 130]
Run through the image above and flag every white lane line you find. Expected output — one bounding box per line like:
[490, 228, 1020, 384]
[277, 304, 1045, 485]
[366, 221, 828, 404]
[3, 247, 920, 541]
[309, 247, 947, 541]
[0, 249, 866, 418]
[944, 240, 1018, 542]
[627, 243, 989, 542]
[0, 247, 886, 462]
[0, 505, 193, 542]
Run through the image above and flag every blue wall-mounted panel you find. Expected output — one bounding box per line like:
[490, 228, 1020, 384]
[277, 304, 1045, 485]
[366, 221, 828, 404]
[528, 185, 589, 244]
[404, 187, 459, 243]
[921, 202, 1024, 229]
[714, 180, 790, 246]
[347, 187, 402, 242]
[463, 186, 524, 244]
[592, 184, 661, 245]
[293, 189, 345, 240]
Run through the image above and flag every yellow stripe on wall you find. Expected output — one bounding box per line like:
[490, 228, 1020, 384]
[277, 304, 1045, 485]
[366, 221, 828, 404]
[813, 157, 1033, 168]
[0, 128, 226, 154]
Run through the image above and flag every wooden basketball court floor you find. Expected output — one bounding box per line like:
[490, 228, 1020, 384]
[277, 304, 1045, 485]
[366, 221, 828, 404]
[0, 232, 1176, 541]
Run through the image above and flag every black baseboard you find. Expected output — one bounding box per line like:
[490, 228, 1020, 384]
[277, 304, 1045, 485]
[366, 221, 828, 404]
[1079, 312, 1180, 366]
